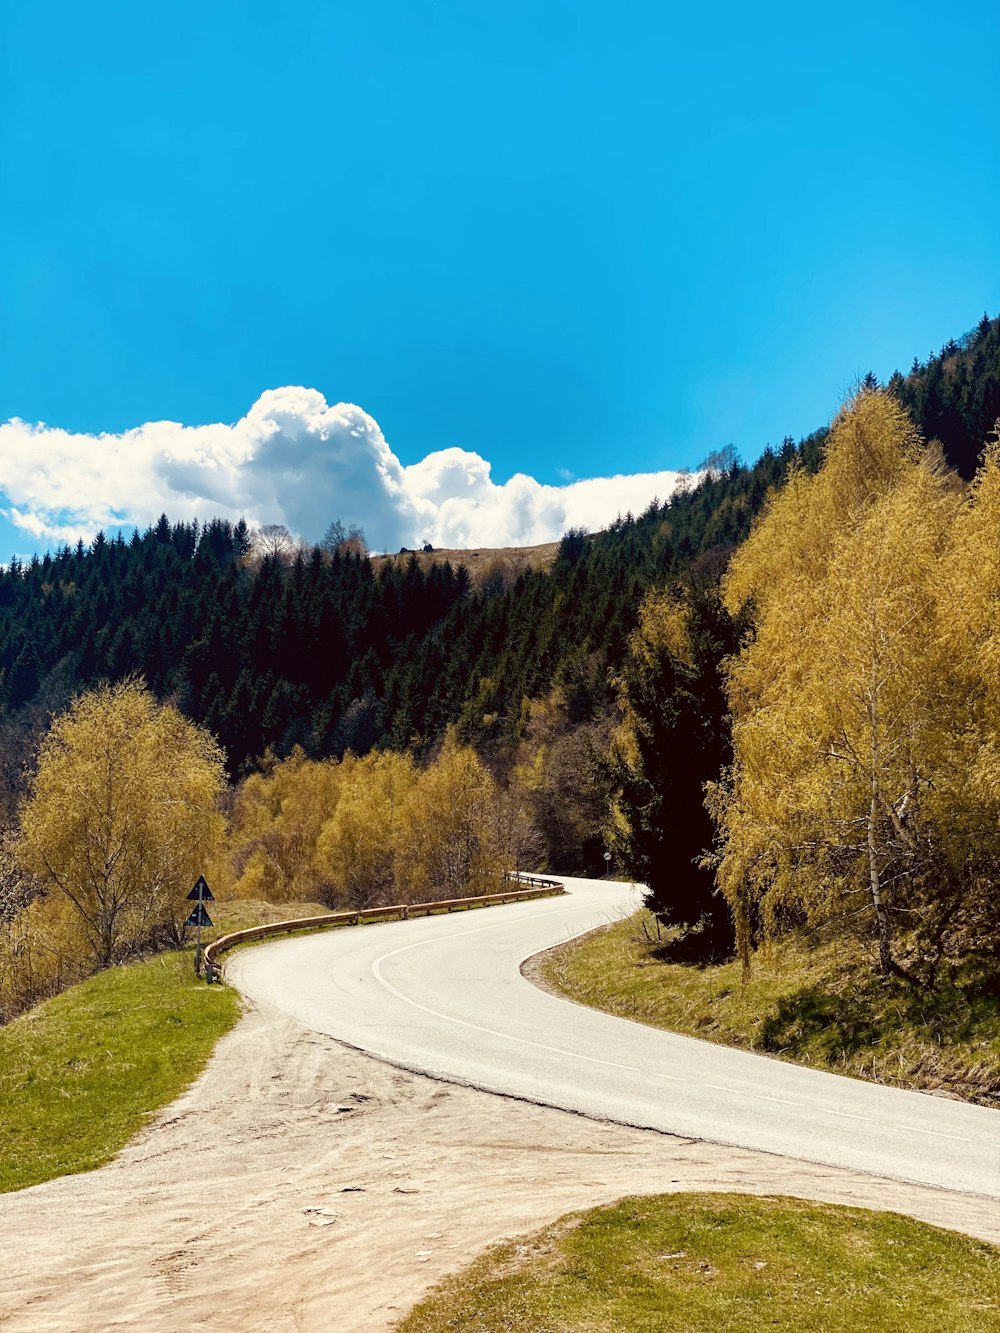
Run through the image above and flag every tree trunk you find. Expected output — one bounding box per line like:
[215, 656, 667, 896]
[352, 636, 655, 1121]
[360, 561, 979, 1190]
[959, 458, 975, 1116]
[867, 789, 896, 976]
[866, 692, 900, 978]
[98, 908, 115, 970]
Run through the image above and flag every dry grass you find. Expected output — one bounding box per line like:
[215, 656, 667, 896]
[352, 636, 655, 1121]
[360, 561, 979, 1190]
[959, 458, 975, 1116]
[535, 910, 1000, 1107]
[205, 897, 330, 937]
[371, 541, 560, 590]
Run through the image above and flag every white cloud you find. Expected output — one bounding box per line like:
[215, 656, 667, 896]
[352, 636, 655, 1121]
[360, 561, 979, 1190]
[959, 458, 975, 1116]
[0, 388, 688, 551]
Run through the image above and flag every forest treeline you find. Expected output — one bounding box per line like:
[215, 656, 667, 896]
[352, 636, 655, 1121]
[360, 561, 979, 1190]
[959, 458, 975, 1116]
[1, 314, 1000, 1020]
[0, 316, 995, 821]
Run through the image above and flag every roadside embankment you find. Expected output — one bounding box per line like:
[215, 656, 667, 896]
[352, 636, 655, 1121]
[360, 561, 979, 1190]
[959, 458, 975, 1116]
[531, 908, 1000, 1107]
[0, 949, 239, 1192]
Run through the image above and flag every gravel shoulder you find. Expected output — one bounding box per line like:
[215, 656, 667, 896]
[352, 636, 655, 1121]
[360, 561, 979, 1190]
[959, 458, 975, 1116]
[3, 992, 999, 1333]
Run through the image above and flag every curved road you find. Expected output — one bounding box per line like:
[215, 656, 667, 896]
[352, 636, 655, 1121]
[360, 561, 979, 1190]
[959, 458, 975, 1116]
[228, 875, 1000, 1201]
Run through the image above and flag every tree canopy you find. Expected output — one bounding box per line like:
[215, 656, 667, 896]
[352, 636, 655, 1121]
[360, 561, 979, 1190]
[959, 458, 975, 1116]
[711, 391, 1000, 985]
[18, 680, 226, 968]
[606, 584, 741, 954]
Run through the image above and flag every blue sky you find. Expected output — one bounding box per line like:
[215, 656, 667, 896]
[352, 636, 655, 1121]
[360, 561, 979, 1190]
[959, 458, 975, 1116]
[1, 1, 998, 555]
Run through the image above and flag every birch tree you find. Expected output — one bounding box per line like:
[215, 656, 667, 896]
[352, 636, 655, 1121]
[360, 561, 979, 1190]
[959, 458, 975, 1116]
[229, 749, 344, 902]
[19, 681, 225, 967]
[316, 751, 414, 909]
[710, 391, 981, 982]
[395, 733, 503, 900]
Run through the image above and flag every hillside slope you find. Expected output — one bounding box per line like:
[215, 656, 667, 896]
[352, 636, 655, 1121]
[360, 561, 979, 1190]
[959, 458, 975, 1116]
[0, 315, 995, 826]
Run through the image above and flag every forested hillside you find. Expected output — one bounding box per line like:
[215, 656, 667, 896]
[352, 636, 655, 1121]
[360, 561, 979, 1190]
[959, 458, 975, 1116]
[889, 311, 1000, 479]
[2, 313, 1000, 1026]
[0, 446, 805, 782]
[0, 315, 996, 863]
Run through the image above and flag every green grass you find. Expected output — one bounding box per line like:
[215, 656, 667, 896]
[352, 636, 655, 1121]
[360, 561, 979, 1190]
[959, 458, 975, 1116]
[397, 1193, 1000, 1332]
[538, 911, 1000, 1106]
[0, 889, 562, 1195]
[0, 948, 240, 1192]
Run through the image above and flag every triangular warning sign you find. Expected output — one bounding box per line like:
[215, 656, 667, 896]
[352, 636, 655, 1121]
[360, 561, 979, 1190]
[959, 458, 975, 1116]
[187, 876, 215, 901]
[185, 902, 213, 929]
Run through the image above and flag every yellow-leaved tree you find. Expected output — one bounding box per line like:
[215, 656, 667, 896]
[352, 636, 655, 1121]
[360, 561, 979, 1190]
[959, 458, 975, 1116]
[219, 736, 514, 911]
[316, 751, 415, 909]
[710, 390, 1000, 984]
[226, 748, 343, 903]
[19, 680, 226, 968]
[931, 425, 1000, 969]
[395, 732, 504, 901]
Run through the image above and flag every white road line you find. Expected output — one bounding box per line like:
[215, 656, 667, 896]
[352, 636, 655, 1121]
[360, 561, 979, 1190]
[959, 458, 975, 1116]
[371, 941, 753, 1098]
[361, 893, 986, 1164]
[898, 1125, 972, 1143]
[369, 899, 607, 968]
[368, 901, 905, 1130]
[370, 911, 646, 1077]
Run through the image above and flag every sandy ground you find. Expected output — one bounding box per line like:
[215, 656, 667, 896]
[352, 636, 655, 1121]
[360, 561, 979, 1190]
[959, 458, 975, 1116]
[2, 998, 999, 1333]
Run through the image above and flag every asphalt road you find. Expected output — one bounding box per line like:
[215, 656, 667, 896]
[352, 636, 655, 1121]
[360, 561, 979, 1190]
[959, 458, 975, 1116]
[227, 875, 1000, 1201]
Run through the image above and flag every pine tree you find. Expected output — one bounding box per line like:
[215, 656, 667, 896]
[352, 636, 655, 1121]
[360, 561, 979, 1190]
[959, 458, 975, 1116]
[607, 585, 739, 955]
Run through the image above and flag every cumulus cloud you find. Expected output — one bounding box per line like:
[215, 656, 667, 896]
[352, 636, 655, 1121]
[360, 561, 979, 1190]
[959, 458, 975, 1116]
[0, 388, 689, 551]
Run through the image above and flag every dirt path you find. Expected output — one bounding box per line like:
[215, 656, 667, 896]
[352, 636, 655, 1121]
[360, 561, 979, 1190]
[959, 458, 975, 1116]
[3, 998, 998, 1332]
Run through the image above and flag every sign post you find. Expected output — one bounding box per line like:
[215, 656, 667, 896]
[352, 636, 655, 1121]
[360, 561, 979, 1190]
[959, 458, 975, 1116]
[603, 850, 612, 878]
[186, 876, 215, 978]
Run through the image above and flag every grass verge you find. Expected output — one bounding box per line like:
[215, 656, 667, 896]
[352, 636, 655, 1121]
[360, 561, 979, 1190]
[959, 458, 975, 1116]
[396, 1193, 1000, 1332]
[0, 948, 240, 1192]
[535, 910, 1000, 1106]
[0, 890, 559, 1194]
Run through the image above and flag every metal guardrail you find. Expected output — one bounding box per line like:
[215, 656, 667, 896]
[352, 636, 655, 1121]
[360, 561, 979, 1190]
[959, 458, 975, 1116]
[202, 878, 565, 984]
[503, 871, 562, 889]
